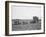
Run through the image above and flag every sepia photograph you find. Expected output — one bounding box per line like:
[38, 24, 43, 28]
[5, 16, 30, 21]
[5, 1, 45, 36]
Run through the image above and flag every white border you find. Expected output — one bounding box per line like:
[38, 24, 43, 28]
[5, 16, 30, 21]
[9, 3, 44, 34]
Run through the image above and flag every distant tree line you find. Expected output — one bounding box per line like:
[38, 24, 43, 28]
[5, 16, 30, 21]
[12, 16, 40, 25]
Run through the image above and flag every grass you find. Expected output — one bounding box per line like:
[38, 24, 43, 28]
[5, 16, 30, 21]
[12, 19, 41, 31]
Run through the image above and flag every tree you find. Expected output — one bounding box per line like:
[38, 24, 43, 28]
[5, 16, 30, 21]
[33, 16, 39, 23]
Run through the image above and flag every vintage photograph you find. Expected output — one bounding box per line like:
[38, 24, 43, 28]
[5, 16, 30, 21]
[5, 1, 45, 36]
[12, 5, 41, 31]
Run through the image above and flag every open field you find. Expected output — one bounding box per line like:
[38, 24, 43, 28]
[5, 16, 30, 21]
[12, 19, 41, 31]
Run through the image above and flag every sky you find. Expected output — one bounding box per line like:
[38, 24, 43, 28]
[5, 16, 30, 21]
[11, 5, 41, 19]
